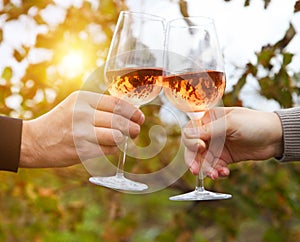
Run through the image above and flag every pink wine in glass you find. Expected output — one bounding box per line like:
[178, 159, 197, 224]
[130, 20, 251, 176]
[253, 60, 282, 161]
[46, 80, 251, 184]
[163, 70, 226, 113]
[106, 67, 163, 107]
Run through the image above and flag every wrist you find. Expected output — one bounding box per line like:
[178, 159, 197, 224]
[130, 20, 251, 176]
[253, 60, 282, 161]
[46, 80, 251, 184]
[271, 112, 283, 158]
[20, 120, 40, 168]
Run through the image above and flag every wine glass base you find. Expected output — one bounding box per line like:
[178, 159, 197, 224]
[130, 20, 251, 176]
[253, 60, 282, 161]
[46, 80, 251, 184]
[169, 189, 232, 201]
[89, 175, 148, 192]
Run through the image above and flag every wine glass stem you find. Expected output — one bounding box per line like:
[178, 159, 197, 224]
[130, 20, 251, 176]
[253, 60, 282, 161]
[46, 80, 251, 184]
[116, 136, 129, 178]
[115, 105, 140, 178]
[196, 166, 205, 192]
[188, 112, 206, 193]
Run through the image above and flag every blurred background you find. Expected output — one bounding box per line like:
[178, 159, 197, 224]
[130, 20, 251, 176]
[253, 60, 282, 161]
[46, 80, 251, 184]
[0, 0, 300, 241]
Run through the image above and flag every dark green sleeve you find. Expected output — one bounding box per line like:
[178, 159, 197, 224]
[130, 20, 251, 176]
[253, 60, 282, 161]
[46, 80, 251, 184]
[0, 116, 23, 172]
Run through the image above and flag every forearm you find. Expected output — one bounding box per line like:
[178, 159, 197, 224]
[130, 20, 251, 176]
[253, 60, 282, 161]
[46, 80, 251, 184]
[0, 116, 23, 172]
[275, 108, 300, 162]
[19, 119, 41, 168]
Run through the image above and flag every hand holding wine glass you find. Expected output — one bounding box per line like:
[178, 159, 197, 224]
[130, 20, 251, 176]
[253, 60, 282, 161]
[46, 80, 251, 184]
[89, 11, 165, 191]
[163, 16, 232, 201]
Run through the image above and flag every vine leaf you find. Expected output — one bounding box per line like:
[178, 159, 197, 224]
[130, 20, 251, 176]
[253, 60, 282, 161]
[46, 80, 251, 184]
[1, 67, 13, 81]
[179, 0, 189, 17]
[275, 23, 296, 50]
[295, 0, 300, 12]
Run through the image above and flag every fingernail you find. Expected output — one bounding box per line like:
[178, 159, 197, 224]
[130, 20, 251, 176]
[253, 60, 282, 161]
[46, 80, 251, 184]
[131, 124, 141, 138]
[138, 112, 145, 124]
[197, 140, 206, 151]
[208, 170, 218, 180]
[220, 168, 230, 176]
[194, 141, 203, 151]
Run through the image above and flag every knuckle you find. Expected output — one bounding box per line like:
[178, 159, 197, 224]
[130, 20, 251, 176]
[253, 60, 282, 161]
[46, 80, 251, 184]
[73, 107, 93, 122]
[111, 114, 124, 128]
[73, 129, 88, 141]
[112, 130, 124, 144]
[114, 100, 123, 112]
[110, 96, 122, 111]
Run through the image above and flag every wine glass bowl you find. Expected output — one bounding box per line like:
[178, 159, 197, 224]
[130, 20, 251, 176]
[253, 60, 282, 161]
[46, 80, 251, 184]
[163, 16, 232, 201]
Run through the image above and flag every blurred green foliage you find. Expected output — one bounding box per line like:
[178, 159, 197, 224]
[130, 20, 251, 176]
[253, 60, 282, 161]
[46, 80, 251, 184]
[0, 0, 300, 241]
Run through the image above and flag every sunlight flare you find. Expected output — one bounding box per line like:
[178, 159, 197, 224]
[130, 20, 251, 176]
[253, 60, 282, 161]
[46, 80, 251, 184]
[58, 50, 85, 78]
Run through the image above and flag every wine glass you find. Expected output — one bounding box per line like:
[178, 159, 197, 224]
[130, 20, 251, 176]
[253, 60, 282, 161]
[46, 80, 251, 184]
[89, 11, 166, 191]
[163, 16, 232, 200]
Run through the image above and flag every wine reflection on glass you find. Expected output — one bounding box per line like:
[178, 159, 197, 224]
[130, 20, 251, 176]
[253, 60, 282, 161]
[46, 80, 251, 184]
[89, 11, 165, 191]
[163, 16, 232, 201]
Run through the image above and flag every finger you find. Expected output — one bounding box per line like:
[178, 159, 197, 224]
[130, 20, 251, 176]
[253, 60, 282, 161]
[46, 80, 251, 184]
[186, 150, 215, 177]
[206, 168, 219, 180]
[189, 159, 200, 176]
[94, 127, 125, 146]
[99, 145, 119, 156]
[217, 167, 230, 177]
[183, 116, 227, 142]
[184, 148, 200, 175]
[200, 161, 217, 179]
[210, 157, 228, 171]
[92, 94, 145, 125]
[208, 165, 230, 179]
[94, 110, 141, 138]
[184, 109, 222, 128]
[187, 107, 228, 138]
[76, 91, 145, 125]
[201, 107, 227, 125]
[211, 157, 230, 177]
[184, 148, 212, 176]
[206, 159, 230, 179]
[76, 142, 119, 161]
[182, 135, 207, 152]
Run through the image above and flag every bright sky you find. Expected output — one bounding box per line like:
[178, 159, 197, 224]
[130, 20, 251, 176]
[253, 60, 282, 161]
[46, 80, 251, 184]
[1, 0, 300, 111]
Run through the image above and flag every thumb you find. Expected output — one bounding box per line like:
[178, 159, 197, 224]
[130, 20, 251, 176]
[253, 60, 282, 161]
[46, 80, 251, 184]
[183, 114, 227, 142]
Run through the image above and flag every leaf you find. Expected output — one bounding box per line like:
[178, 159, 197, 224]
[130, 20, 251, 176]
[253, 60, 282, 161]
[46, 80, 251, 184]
[1, 66, 13, 81]
[35, 33, 57, 49]
[282, 52, 293, 66]
[256, 45, 275, 69]
[179, 0, 189, 17]
[295, 0, 300, 12]
[222, 71, 247, 107]
[259, 71, 294, 108]
[223, 91, 243, 107]
[36, 196, 59, 213]
[263, 227, 285, 242]
[13, 49, 28, 62]
[244, 0, 250, 7]
[263, 0, 271, 8]
[101, 214, 137, 242]
[24, 63, 49, 85]
[275, 23, 296, 50]
[33, 14, 47, 25]
[233, 73, 247, 97]
[244, 0, 270, 8]
[245, 62, 257, 76]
